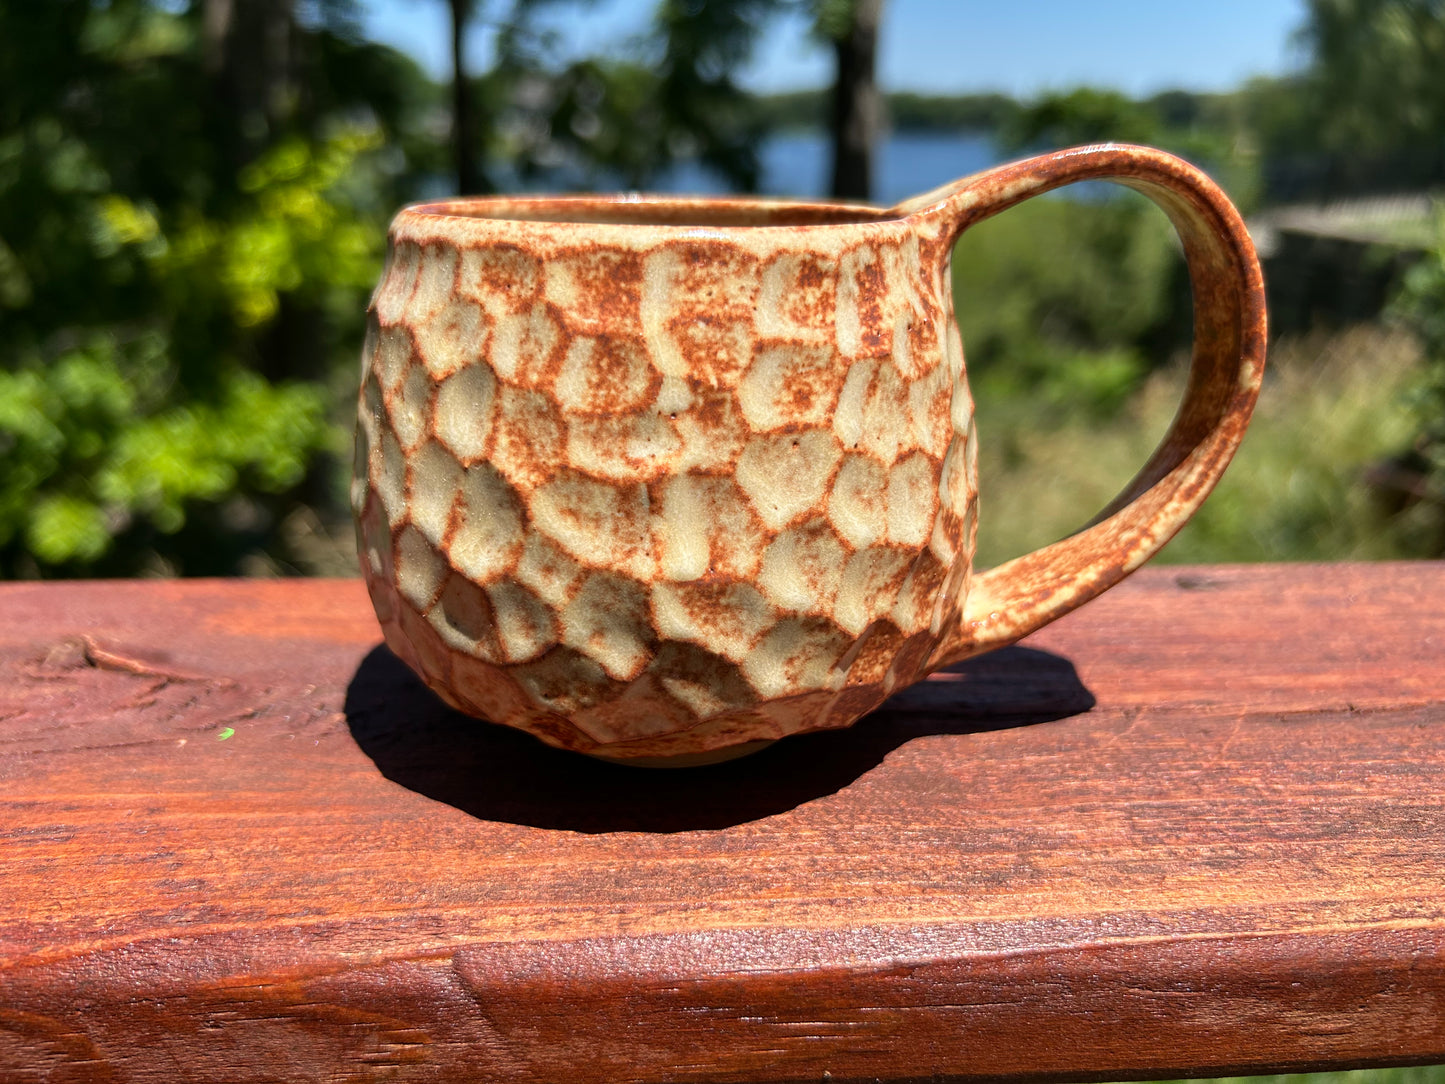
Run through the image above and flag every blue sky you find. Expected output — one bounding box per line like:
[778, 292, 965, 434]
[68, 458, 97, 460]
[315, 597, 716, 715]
[361, 0, 1307, 97]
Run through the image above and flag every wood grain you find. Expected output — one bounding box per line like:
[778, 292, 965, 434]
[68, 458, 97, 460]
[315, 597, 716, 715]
[1, 563, 1444, 1083]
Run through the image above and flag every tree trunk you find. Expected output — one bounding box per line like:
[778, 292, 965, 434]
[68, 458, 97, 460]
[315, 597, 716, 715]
[828, 0, 884, 201]
[449, 0, 481, 194]
[202, 0, 234, 74]
[204, 0, 295, 169]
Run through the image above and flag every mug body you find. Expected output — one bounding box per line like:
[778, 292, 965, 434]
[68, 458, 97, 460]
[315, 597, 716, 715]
[353, 196, 979, 760]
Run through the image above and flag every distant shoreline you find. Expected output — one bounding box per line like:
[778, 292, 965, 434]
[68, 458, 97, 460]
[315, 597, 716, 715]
[753, 89, 1021, 135]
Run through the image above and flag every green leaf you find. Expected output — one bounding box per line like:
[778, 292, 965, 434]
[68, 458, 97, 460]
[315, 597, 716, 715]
[26, 494, 110, 565]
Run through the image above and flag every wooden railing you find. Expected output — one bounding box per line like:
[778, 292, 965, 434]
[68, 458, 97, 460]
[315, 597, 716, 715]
[2, 563, 1444, 1082]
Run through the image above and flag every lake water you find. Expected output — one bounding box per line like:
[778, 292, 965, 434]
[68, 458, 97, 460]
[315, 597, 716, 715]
[481, 132, 1131, 205]
[658, 131, 1003, 205]
[483, 131, 1007, 204]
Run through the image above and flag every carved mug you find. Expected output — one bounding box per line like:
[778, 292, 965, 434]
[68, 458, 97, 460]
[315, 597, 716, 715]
[352, 144, 1266, 765]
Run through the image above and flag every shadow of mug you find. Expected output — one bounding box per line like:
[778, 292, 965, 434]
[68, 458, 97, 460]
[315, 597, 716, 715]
[344, 643, 1095, 833]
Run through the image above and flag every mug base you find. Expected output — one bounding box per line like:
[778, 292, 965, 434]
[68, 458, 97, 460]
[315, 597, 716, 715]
[586, 739, 778, 769]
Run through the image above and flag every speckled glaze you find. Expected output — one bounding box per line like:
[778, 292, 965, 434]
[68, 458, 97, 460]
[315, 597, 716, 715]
[353, 144, 1266, 763]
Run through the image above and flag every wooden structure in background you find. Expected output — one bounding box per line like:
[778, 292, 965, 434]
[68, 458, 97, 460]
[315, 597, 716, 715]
[1248, 192, 1437, 333]
[2, 563, 1444, 1082]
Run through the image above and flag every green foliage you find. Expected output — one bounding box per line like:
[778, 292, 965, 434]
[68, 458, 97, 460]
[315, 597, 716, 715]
[1000, 86, 1262, 212]
[494, 52, 762, 191]
[1234, 75, 1317, 159]
[1144, 1060, 1445, 1084]
[639, 0, 776, 191]
[750, 90, 1019, 134]
[0, 337, 329, 566]
[1229, 0, 1445, 197]
[1301, 0, 1445, 159]
[1002, 87, 1165, 148]
[976, 0, 1445, 208]
[887, 92, 1020, 133]
[1392, 206, 1445, 374]
[1382, 204, 1445, 547]
[952, 193, 1182, 418]
[488, 0, 775, 191]
[0, 123, 376, 573]
[0, 0, 419, 576]
[5, 0, 1441, 579]
[751, 89, 831, 132]
[971, 326, 1433, 569]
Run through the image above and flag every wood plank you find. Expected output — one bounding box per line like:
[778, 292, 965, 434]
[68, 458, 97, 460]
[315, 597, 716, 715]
[1, 563, 1443, 1083]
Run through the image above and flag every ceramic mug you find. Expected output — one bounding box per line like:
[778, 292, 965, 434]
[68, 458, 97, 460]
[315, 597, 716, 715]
[352, 143, 1265, 765]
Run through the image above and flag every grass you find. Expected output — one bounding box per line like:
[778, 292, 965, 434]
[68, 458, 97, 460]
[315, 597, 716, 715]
[1144, 1070, 1445, 1084]
[970, 323, 1435, 569]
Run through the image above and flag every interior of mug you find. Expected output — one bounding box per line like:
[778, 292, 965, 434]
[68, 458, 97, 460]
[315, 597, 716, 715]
[407, 194, 901, 228]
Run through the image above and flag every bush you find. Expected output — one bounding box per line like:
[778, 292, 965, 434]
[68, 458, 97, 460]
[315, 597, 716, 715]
[952, 190, 1185, 420]
[969, 325, 1432, 569]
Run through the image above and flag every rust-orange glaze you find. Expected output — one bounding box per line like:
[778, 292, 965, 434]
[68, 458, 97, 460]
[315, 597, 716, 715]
[353, 144, 1266, 762]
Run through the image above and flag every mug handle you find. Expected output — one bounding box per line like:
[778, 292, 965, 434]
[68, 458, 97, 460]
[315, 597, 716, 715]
[895, 144, 1267, 667]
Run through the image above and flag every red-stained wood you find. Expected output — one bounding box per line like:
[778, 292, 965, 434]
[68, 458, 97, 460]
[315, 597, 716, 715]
[1, 563, 1444, 1083]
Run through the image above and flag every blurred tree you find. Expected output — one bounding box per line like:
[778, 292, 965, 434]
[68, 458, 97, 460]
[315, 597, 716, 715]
[648, 0, 775, 191]
[1286, 0, 1445, 553]
[493, 0, 893, 199]
[428, 0, 594, 195]
[1002, 87, 1163, 149]
[1300, 0, 1445, 188]
[1383, 207, 1445, 553]
[204, 0, 298, 168]
[0, 0, 431, 576]
[813, 0, 884, 200]
[493, 0, 774, 191]
[448, 0, 484, 192]
[885, 91, 1018, 133]
[1000, 85, 1260, 210]
[1237, 0, 1445, 199]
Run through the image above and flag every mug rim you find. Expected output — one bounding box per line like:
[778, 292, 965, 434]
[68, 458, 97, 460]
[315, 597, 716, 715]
[400, 193, 904, 230]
